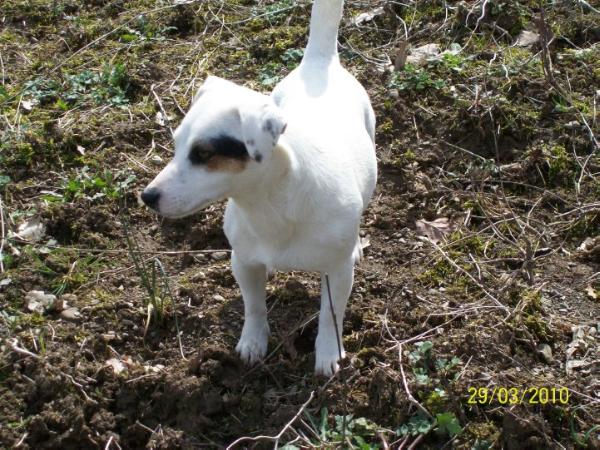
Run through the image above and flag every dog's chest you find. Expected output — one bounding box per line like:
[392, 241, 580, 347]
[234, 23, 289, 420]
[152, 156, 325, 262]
[223, 202, 348, 272]
[225, 217, 318, 271]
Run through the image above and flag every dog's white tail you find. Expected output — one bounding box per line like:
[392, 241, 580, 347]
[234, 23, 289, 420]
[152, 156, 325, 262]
[304, 0, 344, 61]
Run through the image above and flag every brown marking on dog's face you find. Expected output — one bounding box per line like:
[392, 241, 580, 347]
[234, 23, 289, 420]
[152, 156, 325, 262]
[188, 135, 249, 172]
[205, 154, 248, 172]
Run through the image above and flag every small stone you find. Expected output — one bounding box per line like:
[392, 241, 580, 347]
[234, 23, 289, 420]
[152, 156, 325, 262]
[151, 154, 163, 165]
[536, 343, 553, 364]
[61, 293, 78, 306]
[213, 294, 225, 302]
[61, 307, 82, 322]
[25, 290, 59, 313]
[388, 89, 399, 99]
[515, 30, 539, 47]
[191, 271, 206, 282]
[588, 326, 597, 336]
[102, 333, 117, 342]
[211, 251, 228, 261]
[565, 120, 580, 130]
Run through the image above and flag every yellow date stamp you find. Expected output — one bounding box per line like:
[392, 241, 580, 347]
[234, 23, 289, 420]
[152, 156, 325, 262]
[467, 387, 570, 405]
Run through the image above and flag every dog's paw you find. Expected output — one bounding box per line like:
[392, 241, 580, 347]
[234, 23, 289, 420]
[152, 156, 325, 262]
[314, 342, 345, 376]
[236, 324, 269, 364]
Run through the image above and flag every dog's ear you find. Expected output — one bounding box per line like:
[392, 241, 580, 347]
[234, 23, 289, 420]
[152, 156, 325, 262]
[192, 76, 226, 105]
[239, 102, 287, 163]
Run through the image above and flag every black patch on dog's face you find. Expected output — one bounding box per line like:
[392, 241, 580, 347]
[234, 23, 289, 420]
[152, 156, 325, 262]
[189, 135, 249, 165]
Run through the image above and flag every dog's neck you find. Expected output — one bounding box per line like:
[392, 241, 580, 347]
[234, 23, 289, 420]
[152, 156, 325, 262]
[304, 0, 343, 61]
[230, 141, 295, 212]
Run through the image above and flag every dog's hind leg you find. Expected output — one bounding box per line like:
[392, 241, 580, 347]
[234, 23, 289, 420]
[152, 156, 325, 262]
[232, 252, 269, 364]
[315, 259, 354, 375]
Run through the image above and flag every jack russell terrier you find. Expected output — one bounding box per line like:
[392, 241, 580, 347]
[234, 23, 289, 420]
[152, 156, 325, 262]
[142, 0, 377, 375]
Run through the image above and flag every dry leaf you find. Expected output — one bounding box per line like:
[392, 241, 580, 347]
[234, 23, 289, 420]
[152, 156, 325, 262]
[14, 218, 46, 242]
[353, 7, 384, 26]
[416, 217, 455, 243]
[105, 358, 127, 375]
[155, 111, 165, 126]
[406, 43, 441, 65]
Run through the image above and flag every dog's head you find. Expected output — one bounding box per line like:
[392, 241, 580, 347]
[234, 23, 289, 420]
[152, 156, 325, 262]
[141, 76, 287, 218]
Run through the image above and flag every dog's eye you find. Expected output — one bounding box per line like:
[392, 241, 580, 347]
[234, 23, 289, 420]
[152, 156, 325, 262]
[189, 144, 214, 165]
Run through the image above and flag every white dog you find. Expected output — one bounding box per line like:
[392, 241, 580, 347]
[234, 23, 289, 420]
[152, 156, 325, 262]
[142, 0, 377, 375]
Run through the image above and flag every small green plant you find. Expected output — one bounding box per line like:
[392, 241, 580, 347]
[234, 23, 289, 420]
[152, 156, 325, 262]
[389, 64, 445, 91]
[396, 412, 462, 440]
[302, 407, 386, 448]
[119, 14, 177, 43]
[281, 48, 304, 69]
[0, 174, 10, 190]
[22, 77, 61, 103]
[440, 52, 465, 72]
[397, 413, 434, 437]
[258, 62, 283, 87]
[122, 214, 179, 333]
[65, 64, 130, 106]
[26, 247, 101, 295]
[22, 64, 131, 108]
[0, 84, 8, 102]
[43, 167, 136, 203]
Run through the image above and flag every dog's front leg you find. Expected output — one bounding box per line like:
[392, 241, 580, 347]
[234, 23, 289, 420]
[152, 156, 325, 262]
[232, 251, 269, 364]
[315, 260, 354, 375]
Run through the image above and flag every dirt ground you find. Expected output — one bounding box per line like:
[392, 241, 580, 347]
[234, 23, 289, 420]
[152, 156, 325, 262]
[1, 0, 599, 448]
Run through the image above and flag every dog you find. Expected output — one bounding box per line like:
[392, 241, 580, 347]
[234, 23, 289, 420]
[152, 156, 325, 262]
[141, 0, 377, 375]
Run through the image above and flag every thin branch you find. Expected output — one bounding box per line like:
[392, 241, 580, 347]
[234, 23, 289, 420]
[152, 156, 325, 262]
[225, 391, 315, 449]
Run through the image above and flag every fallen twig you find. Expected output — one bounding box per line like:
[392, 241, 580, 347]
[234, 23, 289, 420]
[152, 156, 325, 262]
[225, 390, 315, 449]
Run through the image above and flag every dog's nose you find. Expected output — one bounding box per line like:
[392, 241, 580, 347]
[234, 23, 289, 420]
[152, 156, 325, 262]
[141, 187, 161, 209]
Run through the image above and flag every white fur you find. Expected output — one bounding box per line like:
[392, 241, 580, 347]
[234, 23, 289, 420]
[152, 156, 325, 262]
[143, 0, 377, 375]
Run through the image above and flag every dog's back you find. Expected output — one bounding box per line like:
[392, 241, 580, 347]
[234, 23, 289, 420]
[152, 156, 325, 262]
[272, 0, 376, 209]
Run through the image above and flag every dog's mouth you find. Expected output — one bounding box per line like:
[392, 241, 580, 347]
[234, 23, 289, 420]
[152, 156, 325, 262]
[154, 199, 215, 219]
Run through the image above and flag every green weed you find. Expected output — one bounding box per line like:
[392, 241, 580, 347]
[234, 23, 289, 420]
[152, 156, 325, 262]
[25, 246, 102, 295]
[389, 64, 445, 91]
[281, 47, 303, 69]
[21, 64, 131, 109]
[299, 407, 386, 449]
[396, 411, 462, 440]
[258, 62, 283, 87]
[119, 14, 177, 43]
[65, 64, 130, 106]
[122, 214, 177, 332]
[42, 167, 136, 203]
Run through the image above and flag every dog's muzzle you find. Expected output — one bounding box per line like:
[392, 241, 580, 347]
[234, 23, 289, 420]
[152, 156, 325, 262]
[141, 187, 161, 210]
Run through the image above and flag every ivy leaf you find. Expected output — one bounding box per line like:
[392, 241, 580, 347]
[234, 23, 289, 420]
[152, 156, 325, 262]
[436, 412, 462, 437]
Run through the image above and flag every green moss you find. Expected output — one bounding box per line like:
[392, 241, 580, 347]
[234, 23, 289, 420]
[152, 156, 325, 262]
[449, 232, 491, 257]
[378, 118, 394, 135]
[523, 314, 552, 343]
[463, 421, 500, 448]
[423, 387, 449, 415]
[418, 258, 472, 291]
